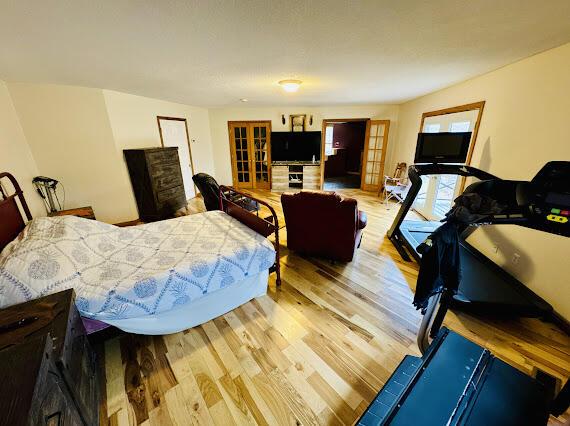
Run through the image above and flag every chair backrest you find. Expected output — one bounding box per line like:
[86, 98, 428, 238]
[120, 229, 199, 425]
[281, 191, 358, 245]
[192, 173, 221, 211]
[393, 162, 407, 179]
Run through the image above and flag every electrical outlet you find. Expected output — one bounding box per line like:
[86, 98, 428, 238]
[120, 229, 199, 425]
[512, 253, 521, 265]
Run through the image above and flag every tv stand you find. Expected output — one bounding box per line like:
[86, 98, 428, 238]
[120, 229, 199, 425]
[271, 161, 320, 191]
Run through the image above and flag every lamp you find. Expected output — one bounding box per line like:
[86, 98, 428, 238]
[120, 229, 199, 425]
[278, 80, 302, 93]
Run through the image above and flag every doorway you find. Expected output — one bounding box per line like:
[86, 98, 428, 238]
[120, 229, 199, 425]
[157, 116, 196, 200]
[322, 119, 368, 190]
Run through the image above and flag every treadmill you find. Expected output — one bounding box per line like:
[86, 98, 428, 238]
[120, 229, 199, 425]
[361, 161, 570, 425]
[387, 163, 553, 318]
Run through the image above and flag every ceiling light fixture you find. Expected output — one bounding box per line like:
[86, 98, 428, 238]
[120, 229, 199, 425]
[240, 98, 248, 102]
[278, 79, 302, 93]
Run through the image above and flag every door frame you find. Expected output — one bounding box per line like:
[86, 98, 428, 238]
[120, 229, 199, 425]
[419, 101, 485, 167]
[227, 120, 272, 189]
[418, 101, 485, 193]
[320, 118, 369, 189]
[157, 116, 196, 197]
[361, 119, 391, 193]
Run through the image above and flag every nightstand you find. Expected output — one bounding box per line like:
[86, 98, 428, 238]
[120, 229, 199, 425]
[48, 206, 96, 220]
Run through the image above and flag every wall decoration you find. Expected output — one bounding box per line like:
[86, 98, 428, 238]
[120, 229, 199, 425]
[290, 114, 306, 132]
[281, 114, 286, 125]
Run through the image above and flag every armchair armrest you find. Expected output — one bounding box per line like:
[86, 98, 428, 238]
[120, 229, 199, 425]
[357, 211, 367, 230]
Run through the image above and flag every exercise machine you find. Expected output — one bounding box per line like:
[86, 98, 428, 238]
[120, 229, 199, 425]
[360, 161, 570, 425]
[387, 163, 553, 318]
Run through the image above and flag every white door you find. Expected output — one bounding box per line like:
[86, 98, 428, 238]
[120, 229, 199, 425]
[158, 117, 196, 200]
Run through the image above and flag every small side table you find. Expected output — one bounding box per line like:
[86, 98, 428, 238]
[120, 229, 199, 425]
[48, 206, 96, 220]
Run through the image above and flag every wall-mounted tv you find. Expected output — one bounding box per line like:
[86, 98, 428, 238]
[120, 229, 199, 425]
[271, 131, 321, 162]
[414, 132, 472, 164]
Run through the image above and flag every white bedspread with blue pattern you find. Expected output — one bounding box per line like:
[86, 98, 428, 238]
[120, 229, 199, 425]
[0, 211, 275, 321]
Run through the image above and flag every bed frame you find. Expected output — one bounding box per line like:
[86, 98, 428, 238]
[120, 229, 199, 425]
[219, 185, 281, 286]
[0, 172, 33, 253]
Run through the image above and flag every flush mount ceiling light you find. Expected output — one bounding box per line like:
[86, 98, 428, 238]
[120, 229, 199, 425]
[240, 98, 248, 102]
[278, 79, 302, 93]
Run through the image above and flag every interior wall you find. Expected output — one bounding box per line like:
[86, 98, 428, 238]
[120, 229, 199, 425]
[7, 83, 126, 223]
[102, 90, 215, 219]
[393, 42, 570, 319]
[331, 121, 367, 173]
[0, 80, 44, 217]
[208, 105, 399, 185]
[6, 84, 216, 224]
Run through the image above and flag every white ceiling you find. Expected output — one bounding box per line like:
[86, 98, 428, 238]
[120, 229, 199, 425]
[1, 1, 569, 107]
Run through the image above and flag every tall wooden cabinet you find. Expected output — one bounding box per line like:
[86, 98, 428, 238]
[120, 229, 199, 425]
[228, 121, 272, 189]
[361, 120, 390, 192]
[124, 147, 187, 221]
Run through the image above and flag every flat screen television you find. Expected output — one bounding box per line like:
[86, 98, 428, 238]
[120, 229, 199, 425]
[271, 131, 321, 162]
[414, 132, 472, 164]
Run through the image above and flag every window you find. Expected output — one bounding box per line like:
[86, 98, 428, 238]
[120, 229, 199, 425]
[449, 121, 470, 132]
[424, 123, 441, 133]
[324, 124, 334, 156]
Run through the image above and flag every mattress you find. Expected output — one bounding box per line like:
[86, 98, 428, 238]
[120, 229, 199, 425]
[0, 211, 275, 322]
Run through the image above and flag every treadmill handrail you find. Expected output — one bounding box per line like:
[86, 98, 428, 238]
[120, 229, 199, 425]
[387, 164, 499, 240]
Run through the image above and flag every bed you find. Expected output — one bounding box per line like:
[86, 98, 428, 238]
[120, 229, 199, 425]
[0, 172, 281, 335]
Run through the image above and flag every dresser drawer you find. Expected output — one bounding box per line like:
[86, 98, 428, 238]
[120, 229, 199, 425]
[60, 304, 98, 426]
[36, 370, 84, 426]
[146, 149, 178, 166]
[157, 185, 185, 204]
[151, 164, 183, 191]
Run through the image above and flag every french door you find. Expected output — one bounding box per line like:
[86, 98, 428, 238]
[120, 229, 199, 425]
[228, 121, 271, 189]
[361, 120, 390, 192]
[414, 115, 476, 220]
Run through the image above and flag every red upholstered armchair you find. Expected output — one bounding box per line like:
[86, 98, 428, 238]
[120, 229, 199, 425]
[281, 191, 367, 262]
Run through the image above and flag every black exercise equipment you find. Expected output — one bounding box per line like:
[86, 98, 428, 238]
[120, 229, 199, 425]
[361, 161, 570, 425]
[387, 163, 553, 319]
[358, 328, 554, 426]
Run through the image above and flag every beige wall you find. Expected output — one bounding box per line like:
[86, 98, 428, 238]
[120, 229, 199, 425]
[6, 84, 216, 224]
[8, 83, 128, 223]
[102, 90, 215, 220]
[208, 105, 400, 185]
[393, 42, 570, 319]
[0, 81, 44, 217]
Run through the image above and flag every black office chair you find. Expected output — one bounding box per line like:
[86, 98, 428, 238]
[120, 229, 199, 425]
[192, 173, 221, 211]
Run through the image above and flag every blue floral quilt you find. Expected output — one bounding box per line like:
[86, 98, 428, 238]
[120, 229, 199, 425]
[0, 212, 275, 320]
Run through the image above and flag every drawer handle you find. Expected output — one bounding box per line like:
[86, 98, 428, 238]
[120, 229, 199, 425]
[45, 411, 62, 426]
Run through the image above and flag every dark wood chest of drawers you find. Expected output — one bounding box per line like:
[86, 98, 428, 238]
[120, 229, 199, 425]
[124, 147, 187, 222]
[0, 334, 84, 426]
[0, 290, 99, 425]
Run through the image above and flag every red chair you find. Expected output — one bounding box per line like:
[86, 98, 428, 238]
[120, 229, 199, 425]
[281, 191, 367, 262]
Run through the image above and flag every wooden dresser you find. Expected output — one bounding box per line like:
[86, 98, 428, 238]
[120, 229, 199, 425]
[0, 335, 84, 425]
[124, 147, 187, 222]
[0, 290, 99, 425]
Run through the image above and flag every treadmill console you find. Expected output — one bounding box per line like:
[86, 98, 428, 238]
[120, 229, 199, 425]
[523, 161, 570, 236]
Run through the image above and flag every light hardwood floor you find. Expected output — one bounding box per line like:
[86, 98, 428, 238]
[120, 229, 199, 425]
[100, 189, 570, 425]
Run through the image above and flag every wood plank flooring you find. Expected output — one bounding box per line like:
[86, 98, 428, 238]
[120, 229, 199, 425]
[100, 189, 570, 425]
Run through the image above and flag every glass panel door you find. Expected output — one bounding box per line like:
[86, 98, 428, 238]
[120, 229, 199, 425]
[413, 112, 476, 219]
[361, 120, 390, 192]
[229, 123, 253, 188]
[249, 122, 271, 190]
